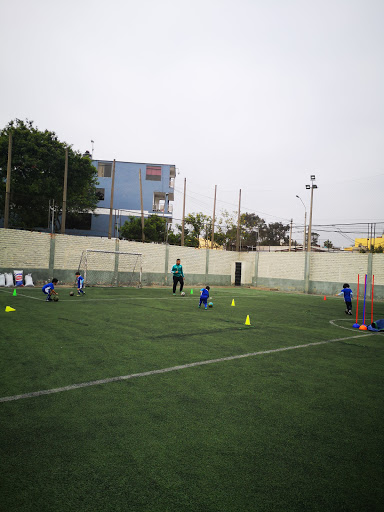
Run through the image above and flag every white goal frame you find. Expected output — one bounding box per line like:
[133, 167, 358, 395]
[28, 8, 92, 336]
[78, 249, 143, 287]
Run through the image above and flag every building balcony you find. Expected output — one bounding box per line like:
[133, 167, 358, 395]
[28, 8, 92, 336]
[152, 203, 173, 214]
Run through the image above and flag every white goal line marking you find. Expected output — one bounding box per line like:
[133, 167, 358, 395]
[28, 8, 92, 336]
[0, 332, 373, 403]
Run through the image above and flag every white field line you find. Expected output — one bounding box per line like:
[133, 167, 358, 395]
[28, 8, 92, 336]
[330, 319, 384, 335]
[0, 289, 44, 300]
[0, 290, 270, 303]
[329, 319, 362, 332]
[0, 332, 374, 403]
[0, 288, 349, 303]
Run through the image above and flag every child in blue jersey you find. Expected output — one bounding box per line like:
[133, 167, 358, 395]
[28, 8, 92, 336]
[42, 279, 59, 301]
[75, 272, 85, 296]
[199, 286, 210, 310]
[337, 283, 353, 315]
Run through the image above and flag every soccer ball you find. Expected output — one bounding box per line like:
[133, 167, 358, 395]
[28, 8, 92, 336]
[69, 292, 74, 296]
[181, 292, 185, 296]
[208, 302, 213, 308]
[53, 296, 59, 302]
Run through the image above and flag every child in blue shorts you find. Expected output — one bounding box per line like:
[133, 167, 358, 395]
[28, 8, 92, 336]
[75, 272, 85, 296]
[42, 279, 59, 302]
[199, 286, 210, 310]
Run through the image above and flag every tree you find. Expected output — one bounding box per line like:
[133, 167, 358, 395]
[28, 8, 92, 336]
[169, 213, 212, 247]
[120, 215, 167, 242]
[241, 213, 267, 248]
[370, 245, 384, 254]
[311, 232, 320, 246]
[0, 119, 99, 230]
[324, 239, 334, 249]
[216, 210, 237, 249]
[261, 222, 290, 246]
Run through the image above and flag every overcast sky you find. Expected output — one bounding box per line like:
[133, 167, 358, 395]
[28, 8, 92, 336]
[1, 0, 383, 247]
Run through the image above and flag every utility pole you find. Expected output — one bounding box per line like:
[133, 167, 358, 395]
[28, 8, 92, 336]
[181, 178, 186, 246]
[4, 131, 12, 229]
[289, 218, 293, 252]
[108, 159, 116, 239]
[61, 148, 69, 234]
[139, 168, 145, 242]
[306, 175, 317, 252]
[51, 199, 55, 233]
[236, 189, 241, 252]
[211, 185, 217, 249]
[163, 193, 169, 243]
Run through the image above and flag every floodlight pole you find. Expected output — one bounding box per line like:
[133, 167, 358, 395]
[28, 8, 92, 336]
[306, 175, 317, 252]
[296, 195, 307, 251]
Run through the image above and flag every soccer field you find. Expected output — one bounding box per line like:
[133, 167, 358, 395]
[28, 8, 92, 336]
[1, 286, 383, 512]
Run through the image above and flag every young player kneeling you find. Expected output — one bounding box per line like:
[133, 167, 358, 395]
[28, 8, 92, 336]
[42, 279, 59, 302]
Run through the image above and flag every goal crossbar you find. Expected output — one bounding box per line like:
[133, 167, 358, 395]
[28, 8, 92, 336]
[78, 249, 143, 287]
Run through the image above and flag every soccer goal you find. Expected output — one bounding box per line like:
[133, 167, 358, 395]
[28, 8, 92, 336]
[78, 250, 142, 287]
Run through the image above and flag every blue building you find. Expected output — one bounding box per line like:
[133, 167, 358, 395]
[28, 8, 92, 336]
[66, 160, 176, 237]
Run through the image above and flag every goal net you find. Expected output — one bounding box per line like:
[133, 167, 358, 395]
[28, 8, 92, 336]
[78, 250, 142, 287]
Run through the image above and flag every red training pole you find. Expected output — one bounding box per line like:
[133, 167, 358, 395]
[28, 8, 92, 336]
[371, 275, 375, 325]
[355, 274, 359, 324]
[362, 274, 367, 326]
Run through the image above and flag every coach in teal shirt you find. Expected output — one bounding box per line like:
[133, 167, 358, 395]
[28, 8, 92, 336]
[171, 258, 184, 294]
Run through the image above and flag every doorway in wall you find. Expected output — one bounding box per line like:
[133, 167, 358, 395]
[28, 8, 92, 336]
[235, 262, 241, 286]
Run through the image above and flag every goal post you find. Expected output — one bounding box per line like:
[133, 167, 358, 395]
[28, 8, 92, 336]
[78, 249, 142, 287]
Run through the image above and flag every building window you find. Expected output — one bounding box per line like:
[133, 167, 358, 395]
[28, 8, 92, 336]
[98, 162, 112, 177]
[96, 188, 105, 201]
[146, 165, 162, 181]
[66, 213, 92, 230]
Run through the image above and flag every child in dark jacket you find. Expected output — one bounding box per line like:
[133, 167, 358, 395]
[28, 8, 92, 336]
[337, 283, 353, 315]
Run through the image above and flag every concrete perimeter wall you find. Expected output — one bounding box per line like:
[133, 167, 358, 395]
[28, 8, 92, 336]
[1, 229, 383, 299]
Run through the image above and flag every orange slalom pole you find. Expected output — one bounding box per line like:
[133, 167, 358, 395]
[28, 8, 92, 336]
[371, 275, 375, 325]
[355, 274, 359, 324]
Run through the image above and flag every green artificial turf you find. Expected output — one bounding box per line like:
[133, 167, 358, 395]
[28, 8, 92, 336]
[0, 286, 383, 511]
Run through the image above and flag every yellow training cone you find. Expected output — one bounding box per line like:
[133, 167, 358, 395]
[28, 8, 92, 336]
[231, 299, 235, 306]
[245, 315, 251, 325]
[5, 306, 16, 312]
